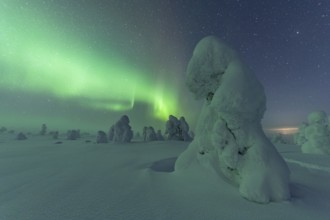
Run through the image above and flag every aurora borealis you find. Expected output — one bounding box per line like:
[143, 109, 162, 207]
[1, 0, 330, 132]
[0, 0, 186, 131]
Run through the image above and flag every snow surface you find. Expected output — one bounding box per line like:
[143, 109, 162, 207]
[0, 134, 330, 219]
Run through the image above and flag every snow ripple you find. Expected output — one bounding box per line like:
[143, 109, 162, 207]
[285, 158, 330, 173]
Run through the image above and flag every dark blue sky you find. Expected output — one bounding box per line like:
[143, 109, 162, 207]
[168, 0, 330, 128]
[1, 0, 329, 131]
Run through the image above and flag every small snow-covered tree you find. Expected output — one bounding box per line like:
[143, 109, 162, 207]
[271, 133, 286, 144]
[142, 126, 148, 141]
[294, 122, 308, 146]
[142, 127, 164, 141]
[165, 115, 181, 140]
[156, 129, 165, 141]
[108, 115, 133, 143]
[16, 132, 27, 140]
[298, 111, 330, 154]
[97, 130, 108, 143]
[145, 126, 157, 142]
[175, 36, 290, 203]
[53, 131, 59, 139]
[0, 127, 7, 134]
[109, 127, 114, 141]
[40, 123, 47, 136]
[165, 115, 192, 141]
[179, 117, 193, 141]
[67, 129, 80, 140]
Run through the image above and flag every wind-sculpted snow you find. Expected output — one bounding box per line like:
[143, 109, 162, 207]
[285, 158, 330, 173]
[175, 36, 290, 203]
[282, 147, 330, 173]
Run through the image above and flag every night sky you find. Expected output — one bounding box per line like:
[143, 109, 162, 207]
[1, 0, 329, 133]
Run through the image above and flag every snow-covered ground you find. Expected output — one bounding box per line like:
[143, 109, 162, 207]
[0, 134, 329, 219]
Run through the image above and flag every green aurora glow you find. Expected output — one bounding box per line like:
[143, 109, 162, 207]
[0, 1, 181, 127]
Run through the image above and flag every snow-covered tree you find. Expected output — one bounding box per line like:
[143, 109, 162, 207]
[165, 115, 181, 140]
[179, 117, 193, 141]
[145, 126, 157, 142]
[16, 132, 27, 140]
[298, 111, 330, 154]
[53, 131, 59, 139]
[141, 127, 164, 141]
[271, 133, 286, 144]
[175, 36, 290, 203]
[142, 126, 148, 142]
[165, 115, 192, 141]
[97, 130, 108, 144]
[67, 129, 80, 140]
[0, 127, 7, 134]
[156, 129, 165, 141]
[40, 123, 47, 136]
[108, 115, 133, 143]
[294, 122, 308, 146]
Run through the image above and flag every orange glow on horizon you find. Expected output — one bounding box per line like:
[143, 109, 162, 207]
[265, 127, 298, 135]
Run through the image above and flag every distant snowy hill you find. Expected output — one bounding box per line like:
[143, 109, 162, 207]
[0, 135, 329, 219]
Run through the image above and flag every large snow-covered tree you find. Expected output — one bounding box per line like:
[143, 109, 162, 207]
[175, 36, 290, 203]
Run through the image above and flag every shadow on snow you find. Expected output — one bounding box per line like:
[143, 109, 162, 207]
[150, 157, 177, 173]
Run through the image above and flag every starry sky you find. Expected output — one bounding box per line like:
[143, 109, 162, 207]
[0, 0, 329, 133]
